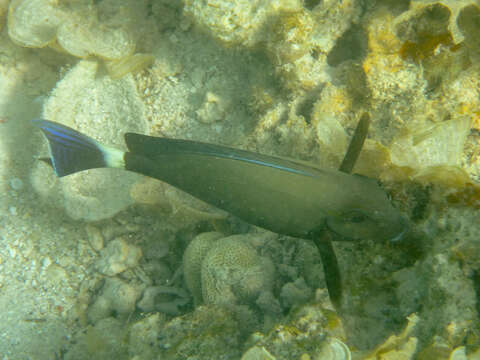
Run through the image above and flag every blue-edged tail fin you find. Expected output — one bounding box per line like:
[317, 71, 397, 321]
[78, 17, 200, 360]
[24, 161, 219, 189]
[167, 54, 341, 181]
[32, 119, 125, 177]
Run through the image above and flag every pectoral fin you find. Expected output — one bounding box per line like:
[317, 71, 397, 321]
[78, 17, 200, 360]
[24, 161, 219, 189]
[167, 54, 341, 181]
[314, 232, 342, 308]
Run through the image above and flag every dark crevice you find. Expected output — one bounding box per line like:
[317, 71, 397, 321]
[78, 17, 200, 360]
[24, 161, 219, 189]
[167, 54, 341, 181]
[295, 85, 324, 124]
[327, 24, 368, 66]
[304, 0, 322, 10]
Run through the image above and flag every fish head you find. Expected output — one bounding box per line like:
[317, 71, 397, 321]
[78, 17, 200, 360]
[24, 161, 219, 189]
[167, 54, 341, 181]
[325, 176, 409, 242]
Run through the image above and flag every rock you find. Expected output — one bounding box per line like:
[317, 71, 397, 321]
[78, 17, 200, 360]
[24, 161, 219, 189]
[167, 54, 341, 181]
[156, 305, 243, 360]
[64, 317, 128, 360]
[183, 0, 303, 47]
[85, 225, 104, 252]
[96, 238, 142, 276]
[137, 285, 189, 315]
[128, 313, 165, 359]
[88, 277, 141, 323]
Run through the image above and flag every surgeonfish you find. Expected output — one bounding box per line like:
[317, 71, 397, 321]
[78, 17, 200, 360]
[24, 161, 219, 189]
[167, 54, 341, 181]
[33, 119, 408, 242]
[33, 118, 409, 306]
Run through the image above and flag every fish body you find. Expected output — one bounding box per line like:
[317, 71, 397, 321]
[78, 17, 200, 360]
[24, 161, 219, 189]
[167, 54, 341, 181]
[33, 119, 408, 242]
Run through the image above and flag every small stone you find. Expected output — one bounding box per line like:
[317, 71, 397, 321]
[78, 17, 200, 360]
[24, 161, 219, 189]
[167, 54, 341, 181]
[195, 92, 227, 124]
[85, 225, 104, 252]
[88, 277, 141, 323]
[96, 238, 142, 276]
[87, 294, 111, 324]
[46, 264, 69, 284]
[129, 313, 165, 358]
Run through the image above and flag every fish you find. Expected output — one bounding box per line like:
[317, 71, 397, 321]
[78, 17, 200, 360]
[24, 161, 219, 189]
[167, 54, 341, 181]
[33, 118, 409, 306]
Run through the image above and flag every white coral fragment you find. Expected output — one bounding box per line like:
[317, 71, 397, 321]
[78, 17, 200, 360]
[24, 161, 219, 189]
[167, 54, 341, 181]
[390, 117, 471, 170]
[96, 238, 142, 276]
[7, 0, 136, 61]
[317, 338, 351, 360]
[8, 0, 62, 47]
[196, 91, 227, 124]
[57, 17, 135, 60]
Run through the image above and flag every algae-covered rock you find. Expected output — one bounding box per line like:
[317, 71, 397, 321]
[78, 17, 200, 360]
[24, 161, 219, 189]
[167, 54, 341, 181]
[395, 0, 479, 45]
[87, 277, 142, 323]
[183, 0, 303, 47]
[128, 313, 166, 359]
[243, 303, 349, 360]
[157, 305, 244, 360]
[64, 317, 128, 360]
[457, 4, 480, 60]
[96, 237, 142, 276]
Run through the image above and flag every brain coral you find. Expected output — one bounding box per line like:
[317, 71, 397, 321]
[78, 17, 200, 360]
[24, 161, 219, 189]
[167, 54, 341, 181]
[201, 235, 275, 305]
[184, 233, 276, 307]
[183, 232, 224, 305]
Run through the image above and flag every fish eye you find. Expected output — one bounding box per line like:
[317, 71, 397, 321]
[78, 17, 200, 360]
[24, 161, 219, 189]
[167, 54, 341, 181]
[344, 210, 368, 223]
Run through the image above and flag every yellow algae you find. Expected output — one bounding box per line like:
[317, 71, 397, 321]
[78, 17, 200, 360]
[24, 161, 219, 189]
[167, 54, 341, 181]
[105, 53, 154, 80]
[398, 32, 458, 63]
[268, 10, 314, 64]
[365, 11, 403, 56]
[363, 314, 419, 360]
[312, 86, 351, 117]
[445, 183, 480, 209]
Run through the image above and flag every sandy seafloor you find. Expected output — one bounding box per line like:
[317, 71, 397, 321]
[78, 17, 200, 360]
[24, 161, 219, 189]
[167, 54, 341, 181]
[1, 0, 480, 359]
